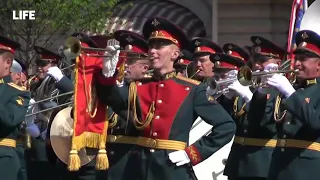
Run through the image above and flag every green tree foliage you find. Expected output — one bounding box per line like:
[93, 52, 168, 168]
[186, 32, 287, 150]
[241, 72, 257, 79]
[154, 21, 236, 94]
[0, 0, 123, 71]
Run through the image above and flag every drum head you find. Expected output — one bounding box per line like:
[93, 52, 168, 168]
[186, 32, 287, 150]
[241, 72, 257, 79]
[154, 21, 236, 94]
[50, 107, 96, 166]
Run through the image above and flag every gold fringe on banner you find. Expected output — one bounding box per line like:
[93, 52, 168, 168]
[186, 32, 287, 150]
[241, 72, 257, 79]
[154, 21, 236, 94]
[68, 56, 81, 171]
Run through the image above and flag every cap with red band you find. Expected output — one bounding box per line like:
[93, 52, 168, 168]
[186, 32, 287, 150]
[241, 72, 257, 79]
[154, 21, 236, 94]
[210, 53, 245, 70]
[223, 43, 249, 63]
[0, 36, 21, 54]
[71, 32, 99, 49]
[175, 49, 193, 66]
[143, 17, 189, 50]
[34, 46, 61, 63]
[190, 37, 223, 57]
[250, 36, 288, 60]
[294, 30, 320, 57]
[90, 35, 111, 49]
[208, 43, 249, 70]
[114, 30, 148, 53]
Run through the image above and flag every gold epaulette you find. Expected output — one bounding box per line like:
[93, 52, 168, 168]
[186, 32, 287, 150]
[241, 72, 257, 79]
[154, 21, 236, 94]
[7, 82, 27, 91]
[176, 75, 201, 85]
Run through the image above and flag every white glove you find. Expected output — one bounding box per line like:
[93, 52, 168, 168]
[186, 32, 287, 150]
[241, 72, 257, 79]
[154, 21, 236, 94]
[47, 66, 64, 81]
[228, 80, 253, 102]
[168, 150, 190, 166]
[41, 129, 47, 140]
[102, 45, 120, 77]
[26, 100, 38, 126]
[26, 123, 40, 138]
[263, 63, 278, 72]
[267, 74, 295, 98]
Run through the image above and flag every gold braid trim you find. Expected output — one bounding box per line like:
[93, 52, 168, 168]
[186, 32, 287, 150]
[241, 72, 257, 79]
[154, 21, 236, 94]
[128, 82, 155, 130]
[108, 112, 118, 128]
[233, 96, 246, 117]
[274, 95, 287, 122]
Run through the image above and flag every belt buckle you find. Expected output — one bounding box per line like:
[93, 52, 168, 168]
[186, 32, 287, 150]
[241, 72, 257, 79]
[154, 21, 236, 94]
[278, 139, 286, 147]
[109, 136, 117, 142]
[150, 139, 157, 148]
[239, 137, 245, 145]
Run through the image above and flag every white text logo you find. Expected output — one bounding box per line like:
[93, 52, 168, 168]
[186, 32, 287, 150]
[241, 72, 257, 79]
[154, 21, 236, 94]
[13, 10, 35, 20]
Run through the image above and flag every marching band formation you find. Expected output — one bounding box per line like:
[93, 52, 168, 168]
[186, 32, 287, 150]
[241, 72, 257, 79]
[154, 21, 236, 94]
[1, 2, 320, 180]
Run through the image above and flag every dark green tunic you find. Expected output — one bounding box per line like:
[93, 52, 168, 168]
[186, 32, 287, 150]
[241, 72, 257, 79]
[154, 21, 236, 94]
[268, 78, 320, 180]
[0, 75, 30, 180]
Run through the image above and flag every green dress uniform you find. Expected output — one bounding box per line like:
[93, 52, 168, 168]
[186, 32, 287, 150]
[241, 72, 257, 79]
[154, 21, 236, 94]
[210, 40, 288, 180]
[268, 30, 320, 180]
[95, 17, 236, 180]
[0, 75, 30, 180]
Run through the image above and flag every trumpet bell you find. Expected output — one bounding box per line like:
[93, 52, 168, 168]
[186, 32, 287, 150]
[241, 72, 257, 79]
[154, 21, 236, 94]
[206, 78, 218, 93]
[63, 37, 82, 59]
[237, 66, 253, 86]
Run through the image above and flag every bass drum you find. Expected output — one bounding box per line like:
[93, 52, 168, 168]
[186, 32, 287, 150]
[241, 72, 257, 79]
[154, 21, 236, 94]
[189, 117, 233, 180]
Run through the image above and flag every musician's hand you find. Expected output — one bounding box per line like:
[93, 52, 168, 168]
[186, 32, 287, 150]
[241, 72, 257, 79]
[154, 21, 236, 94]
[47, 67, 64, 81]
[26, 123, 41, 138]
[26, 100, 38, 126]
[168, 150, 190, 166]
[263, 63, 278, 72]
[228, 80, 253, 102]
[102, 45, 120, 77]
[267, 74, 295, 98]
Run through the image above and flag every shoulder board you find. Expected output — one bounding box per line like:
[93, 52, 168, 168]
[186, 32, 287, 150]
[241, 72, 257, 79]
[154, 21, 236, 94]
[7, 82, 27, 91]
[176, 75, 201, 85]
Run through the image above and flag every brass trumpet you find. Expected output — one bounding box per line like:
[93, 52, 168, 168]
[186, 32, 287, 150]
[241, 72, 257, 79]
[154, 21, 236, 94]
[61, 37, 147, 60]
[237, 66, 299, 87]
[206, 77, 237, 96]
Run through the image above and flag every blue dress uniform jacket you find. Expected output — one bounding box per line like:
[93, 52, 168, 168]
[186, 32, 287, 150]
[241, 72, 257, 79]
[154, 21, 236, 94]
[0, 75, 30, 180]
[95, 71, 236, 180]
[268, 78, 320, 180]
[223, 88, 278, 179]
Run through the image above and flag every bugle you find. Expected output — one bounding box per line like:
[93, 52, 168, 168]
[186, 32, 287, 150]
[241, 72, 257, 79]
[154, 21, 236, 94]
[25, 101, 73, 117]
[206, 77, 237, 96]
[61, 37, 147, 60]
[237, 66, 299, 87]
[29, 91, 74, 107]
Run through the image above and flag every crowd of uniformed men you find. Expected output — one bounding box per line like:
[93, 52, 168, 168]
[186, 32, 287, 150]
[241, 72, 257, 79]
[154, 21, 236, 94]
[0, 15, 319, 180]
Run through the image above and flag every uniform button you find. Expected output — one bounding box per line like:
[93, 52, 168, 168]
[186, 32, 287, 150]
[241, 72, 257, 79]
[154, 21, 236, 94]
[109, 151, 115, 155]
[116, 126, 120, 129]
[282, 134, 286, 138]
[152, 132, 157, 137]
[150, 149, 155, 153]
[279, 139, 286, 147]
[137, 82, 142, 86]
[159, 84, 164, 87]
[185, 87, 190, 91]
[155, 115, 160, 119]
[239, 138, 245, 145]
[243, 129, 247, 134]
[281, 148, 285, 152]
[286, 121, 291, 125]
[157, 100, 162, 104]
